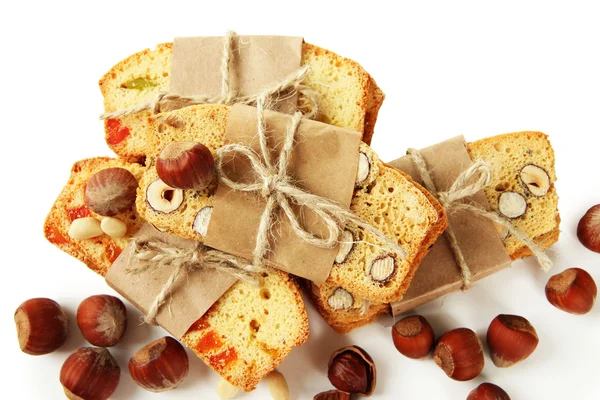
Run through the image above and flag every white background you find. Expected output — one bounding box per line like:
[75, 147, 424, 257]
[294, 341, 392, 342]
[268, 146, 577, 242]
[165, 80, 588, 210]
[1, 1, 599, 399]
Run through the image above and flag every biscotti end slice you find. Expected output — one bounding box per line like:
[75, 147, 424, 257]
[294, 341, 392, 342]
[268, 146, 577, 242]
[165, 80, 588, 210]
[99, 41, 384, 159]
[44, 157, 146, 276]
[182, 269, 309, 391]
[324, 147, 447, 303]
[467, 131, 560, 259]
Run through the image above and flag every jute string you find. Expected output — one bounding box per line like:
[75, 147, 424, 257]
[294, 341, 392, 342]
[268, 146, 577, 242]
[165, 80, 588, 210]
[406, 148, 552, 289]
[216, 97, 408, 268]
[127, 238, 263, 325]
[100, 31, 319, 121]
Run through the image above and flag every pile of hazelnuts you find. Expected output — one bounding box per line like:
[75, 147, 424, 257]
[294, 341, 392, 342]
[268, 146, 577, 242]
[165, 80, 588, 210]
[389, 269, 597, 399]
[14, 294, 190, 399]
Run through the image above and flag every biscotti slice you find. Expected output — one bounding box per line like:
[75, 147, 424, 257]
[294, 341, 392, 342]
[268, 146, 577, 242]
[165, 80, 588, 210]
[44, 158, 309, 391]
[467, 131, 560, 259]
[306, 281, 389, 334]
[136, 105, 447, 303]
[99, 42, 384, 158]
[44, 157, 146, 276]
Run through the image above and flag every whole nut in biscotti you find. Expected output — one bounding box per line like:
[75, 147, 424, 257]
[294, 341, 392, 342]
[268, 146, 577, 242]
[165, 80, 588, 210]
[577, 204, 600, 253]
[156, 141, 215, 190]
[486, 314, 538, 368]
[85, 167, 138, 216]
[335, 230, 355, 264]
[367, 254, 396, 283]
[129, 336, 189, 392]
[76, 295, 127, 347]
[193, 206, 213, 237]
[68, 217, 103, 240]
[391, 315, 435, 359]
[327, 287, 354, 310]
[545, 268, 597, 315]
[519, 164, 550, 197]
[356, 152, 370, 185]
[433, 328, 484, 381]
[327, 346, 376, 396]
[314, 390, 351, 400]
[60, 347, 120, 400]
[498, 191, 527, 219]
[267, 369, 290, 400]
[467, 383, 511, 400]
[216, 377, 240, 400]
[14, 298, 68, 355]
[146, 179, 184, 213]
[100, 216, 128, 238]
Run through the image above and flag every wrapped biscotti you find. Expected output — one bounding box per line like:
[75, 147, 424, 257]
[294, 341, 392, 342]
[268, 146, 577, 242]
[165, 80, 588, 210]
[99, 41, 384, 158]
[390, 132, 559, 315]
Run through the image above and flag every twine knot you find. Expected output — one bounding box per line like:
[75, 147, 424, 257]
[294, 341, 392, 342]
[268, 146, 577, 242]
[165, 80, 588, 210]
[216, 97, 407, 269]
[406, 148, 552, 290]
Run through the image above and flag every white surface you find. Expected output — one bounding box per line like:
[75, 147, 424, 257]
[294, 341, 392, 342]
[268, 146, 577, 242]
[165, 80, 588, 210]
[1, 1, 599, 399]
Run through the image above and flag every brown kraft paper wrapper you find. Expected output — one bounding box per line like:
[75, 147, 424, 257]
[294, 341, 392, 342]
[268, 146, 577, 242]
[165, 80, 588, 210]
[168, 36, 303, 113]
[106, 224, 237, 338]
[204, 104, 362, 285]
[389, 136, 512, 315]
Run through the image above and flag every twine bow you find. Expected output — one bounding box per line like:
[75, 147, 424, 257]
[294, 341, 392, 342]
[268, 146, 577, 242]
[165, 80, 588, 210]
[407, 148, 552, 289]
[127, 237, 262, 325]
[100, 31, 319, 121]
[216, 96, 407, 269]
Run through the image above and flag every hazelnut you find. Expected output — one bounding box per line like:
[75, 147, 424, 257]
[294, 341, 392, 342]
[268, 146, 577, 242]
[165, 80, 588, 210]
[577, 204, 600, 253]
[193, 206, 213, 237]
[545, 268, 597, 315]
[156, 141, 215, 190]
[327, 288, 354, 310]
[433, 328, 484, 381]
[519, 164, 550, 197]
[335, 229, 355, 264]
[77, 295, 127, 347]
[14, 298, 68, 355]
[467, 383, 511, 400]
[327, 346, 376, 396]
[85, 168, 138, 216]
[486, 314, 538, 368]
[355, 152, 371, 185]
[367, 254, 396, 283]
[266, 369, 290, 400]
[129, 336, 189, 392]
[314, 390, 351, 400]
[391, 315, 435, 359]
[498, 192, 527, 219]
[146, 179, 184, 213]
[60, 347, 120, 400]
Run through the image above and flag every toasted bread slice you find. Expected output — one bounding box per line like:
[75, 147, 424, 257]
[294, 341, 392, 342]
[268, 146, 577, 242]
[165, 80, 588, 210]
[43, 158, 308, 391]
[136, 105, 447, 303]
[467, 131, 560, 258]
[99, 42, 384, 159]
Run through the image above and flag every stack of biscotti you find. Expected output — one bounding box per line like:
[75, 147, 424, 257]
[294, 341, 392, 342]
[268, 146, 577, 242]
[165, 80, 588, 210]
[135, 105, 448, 335]
[314, 131, 560, 333]
[43, 40, 392, 391]
[99, 42, 384, 160]
[44, 158, 309, 391]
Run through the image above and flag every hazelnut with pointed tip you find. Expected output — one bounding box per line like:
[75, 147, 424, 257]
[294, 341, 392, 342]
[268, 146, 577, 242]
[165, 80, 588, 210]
[433, 328, 484, 381]
[577, 204, 600, 253]
[391, 315, 435, 359]
[129, 336, 189, 392]
[60, 347, 121, 400]
[467, 383, 511, 400]
[14, 298, 68, 355]
[486, 314, 538, 368]
[156, 141, 215, 190]
[77, 295, 127, 347]
[545, 268, 597, 314]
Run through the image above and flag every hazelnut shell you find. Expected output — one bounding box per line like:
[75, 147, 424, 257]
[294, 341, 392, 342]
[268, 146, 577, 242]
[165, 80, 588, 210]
[156, 141, 215, 190]
[77, 294, 127, 347]
[14, 298, 68, 355]
[433, 328, 484, 381]
[467, 383, 511, 400]
[328, 345, 376, 396]
[577, 204, 600, 253]
[60, 347, 120, 400]
[486, 314, 538, 367]
[85, 168, 138, 216]
[545, 268, 597, 315]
